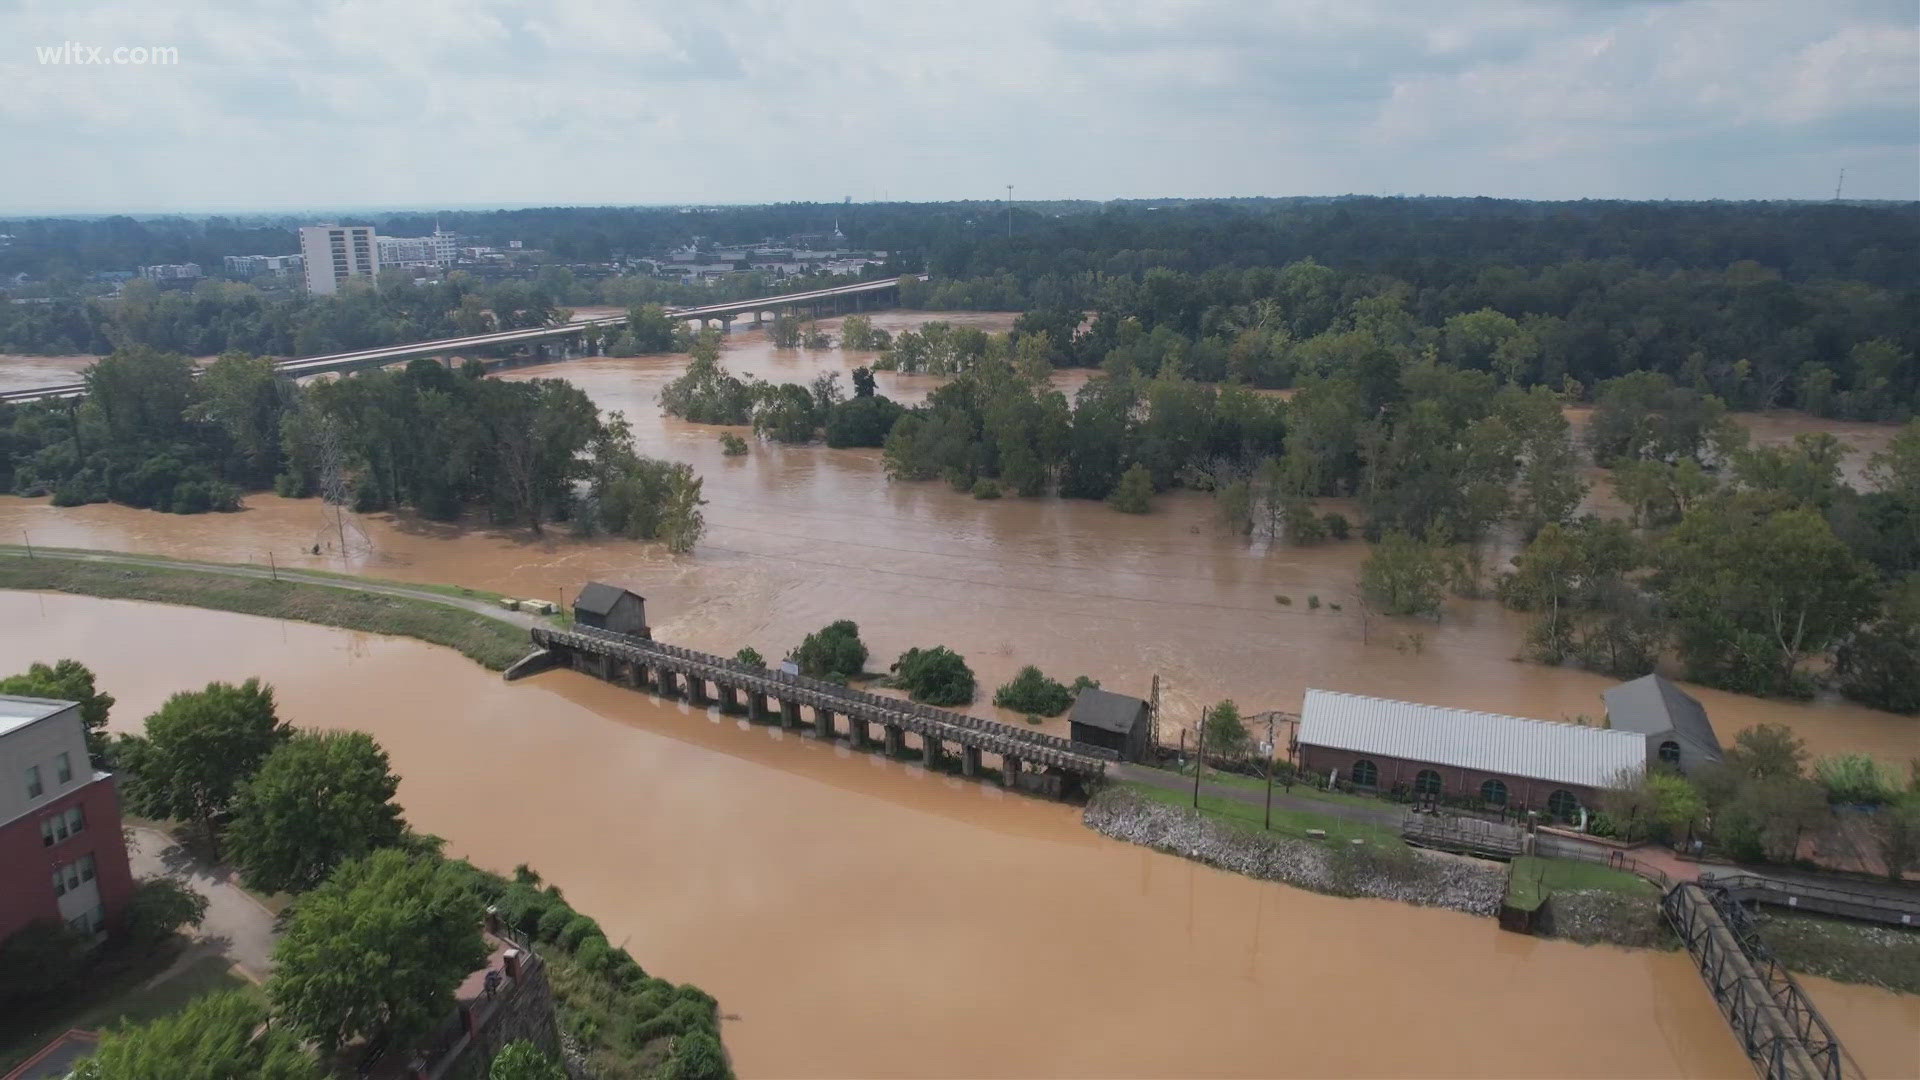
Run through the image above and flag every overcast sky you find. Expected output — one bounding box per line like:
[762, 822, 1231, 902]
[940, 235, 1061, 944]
[3, 0, 1916, 213]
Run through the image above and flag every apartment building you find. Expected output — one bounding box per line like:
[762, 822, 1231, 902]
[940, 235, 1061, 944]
[0, 696, 134, 942]
[299, 224, 380, 295]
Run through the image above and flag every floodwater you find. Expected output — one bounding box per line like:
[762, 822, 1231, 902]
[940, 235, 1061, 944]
[1, 311, 1914, 769]
[10, 592, 1918, 1079]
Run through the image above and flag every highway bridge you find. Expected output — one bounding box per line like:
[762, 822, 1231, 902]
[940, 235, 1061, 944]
[518, 623, 1113, 794]
[0, 276, 913, 405]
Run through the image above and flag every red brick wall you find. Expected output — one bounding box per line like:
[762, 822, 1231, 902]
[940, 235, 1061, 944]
[1296, 744, 1599, 813]
[0, 775, 135, 942]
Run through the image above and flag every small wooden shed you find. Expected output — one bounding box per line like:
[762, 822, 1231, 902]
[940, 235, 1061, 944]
[1069, 687, 1151, 762]
[572, 582, 649, 638]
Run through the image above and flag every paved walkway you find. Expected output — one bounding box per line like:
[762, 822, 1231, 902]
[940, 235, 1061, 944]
[126, 827, 279, 983]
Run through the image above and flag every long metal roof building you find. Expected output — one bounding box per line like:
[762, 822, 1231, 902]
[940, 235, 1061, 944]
[1298, 689, 1648, 789]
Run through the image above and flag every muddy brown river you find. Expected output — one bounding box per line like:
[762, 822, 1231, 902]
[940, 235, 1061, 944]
[1, 313, 1913, 768]
[6, 592, 1916, 1078]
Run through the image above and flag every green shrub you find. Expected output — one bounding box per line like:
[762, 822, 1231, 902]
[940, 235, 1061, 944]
[575, 935, 611, 973]
[1275, 594, 1291, 605]
[1307, 594, 1320, 609]
[734, 647, 764, 668]
[664, 1030, 730, 1080]
[1322, 513, 1351, 540]
[993, 666, 1073, 716]
[719, 432, 748, 456]
[971, 479, 1001, 500]
[1816, 754, 1899, 805]
[536, 905, 575, 944]
[559, 914, 602, 951]
[891, 646, 976, 706]
[0, 919, 92, 1008]
[790, 620, 867, 681]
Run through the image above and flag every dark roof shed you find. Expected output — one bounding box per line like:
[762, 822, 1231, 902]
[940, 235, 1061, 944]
[1070, 687, 1148, 735]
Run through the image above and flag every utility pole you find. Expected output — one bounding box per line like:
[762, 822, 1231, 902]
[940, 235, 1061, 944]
[1834, 168, 1846, 201]
[20, 531, 30, 559]
[268, 550, 277, 582]
[1149, 673, 1162, 757]
[1192, 704, 1207, 809]
[1005, 185, 1013, 239]
[1263, 712, 1277, 830]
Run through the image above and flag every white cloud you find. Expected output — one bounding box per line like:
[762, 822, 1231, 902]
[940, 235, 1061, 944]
[0, 0, 1913, 211]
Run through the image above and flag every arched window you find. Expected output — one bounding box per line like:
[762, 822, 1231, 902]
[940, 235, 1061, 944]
[1413, 769, 1443, 796]
[1480, 778, 1508, 806]
[1658, 740, 1682, 766]
[1547, 790, 1579, 822]
[1350, 759, 1379, 788]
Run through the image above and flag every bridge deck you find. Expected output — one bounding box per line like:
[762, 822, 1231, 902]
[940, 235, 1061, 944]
[0, 277, 915, 404]
[1664, 882, 1860, 1080]
[532, 625, 1112, 778]
[1699, 871, 1920, 927]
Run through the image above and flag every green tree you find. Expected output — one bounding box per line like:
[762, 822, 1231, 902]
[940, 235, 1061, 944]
[269, 849, 486, 1053]
[890, 646, 976, 707]
[1653, 498, 1879, 697]
[1201, 700, 1250, 761]
[1721, 724, 1809, 781]
[992, 666, 1073, 716]
[1865, 419, 1920, 505]
[1867, 796, 1920, 882]
[1107, 462, 1154, 514]
[1836, 574, 1920, 714]
[734, 647, 764, 668]
[1359, 530, 1446, 617]
[489, 1041, 567, 1080]
[790, 620, 867, 681]
[1814, 754, 1899, 805]
[0, 659, 115, 763]
[114, 679, 290, 857]
[71, 991, 320, 1080]
[226, 731, 406, 895]
[123, 877, 208, 951]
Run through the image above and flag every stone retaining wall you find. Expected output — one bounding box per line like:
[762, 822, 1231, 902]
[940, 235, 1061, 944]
[1083, 788, 1505, 916]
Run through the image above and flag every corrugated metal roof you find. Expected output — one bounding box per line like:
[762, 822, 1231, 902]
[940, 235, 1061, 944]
[1298, 689, 1647, 789]
[1603, 674, 1722, 759]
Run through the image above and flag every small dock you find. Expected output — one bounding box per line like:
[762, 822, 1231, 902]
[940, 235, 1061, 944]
[1399, 812, 1526, 858]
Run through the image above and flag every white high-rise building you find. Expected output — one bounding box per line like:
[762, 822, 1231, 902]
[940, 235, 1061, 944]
[299, 225, 379, 295]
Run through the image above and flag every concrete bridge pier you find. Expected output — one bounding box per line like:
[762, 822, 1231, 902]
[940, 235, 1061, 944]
[657, 670, 680, 698]
[923, 736, 942, 770]
[814, 707, 833, 739]
[721, 685, 742, 714]
[688, 678, 712, 707]
[719, 314, 735, 334]
[749, 691, 770, 722]
[1003, 756, 1022, 789]
[751, 311, 763, 327]
[883, 725, 903, 757]
[781, 700, 802, 729]
[846, 714, 865, 747]
[962, 746, 982, 777]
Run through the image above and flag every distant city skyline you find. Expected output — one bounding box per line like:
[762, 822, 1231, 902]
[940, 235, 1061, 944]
[3, 0, 1915, 214]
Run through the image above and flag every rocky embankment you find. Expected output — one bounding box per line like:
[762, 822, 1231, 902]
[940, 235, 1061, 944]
[1083, 788, 1505, 915]
[1543, 890, 1669, 949]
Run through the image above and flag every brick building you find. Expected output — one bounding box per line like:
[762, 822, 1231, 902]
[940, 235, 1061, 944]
[1294, 689, 1649, 823]
[0, 696, 135, 942]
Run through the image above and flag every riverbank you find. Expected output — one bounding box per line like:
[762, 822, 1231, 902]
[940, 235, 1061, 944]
[1083, 786, 1507, 914]
[0, 550, 531, 670]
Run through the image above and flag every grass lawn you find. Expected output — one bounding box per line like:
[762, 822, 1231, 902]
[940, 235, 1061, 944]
[1122, 781, 1403, 847]
[0, 951, 252, 1072]
[1756, 911, 1920, 995]
[1147, 763, 1391, 812]
[0, 555, 532, 670]
[1506, 855, 1658, 911]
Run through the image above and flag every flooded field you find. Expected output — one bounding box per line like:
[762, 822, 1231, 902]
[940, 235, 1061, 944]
[1, 311, 1914, 768]
[12, 593, 1917, 1078]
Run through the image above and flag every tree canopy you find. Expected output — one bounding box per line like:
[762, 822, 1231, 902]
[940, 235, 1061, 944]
[71, 991, 320, 1080]
[268, 848, 487, 1052]
[226, 730, 406, 895]
[115, 678, 290, 856]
